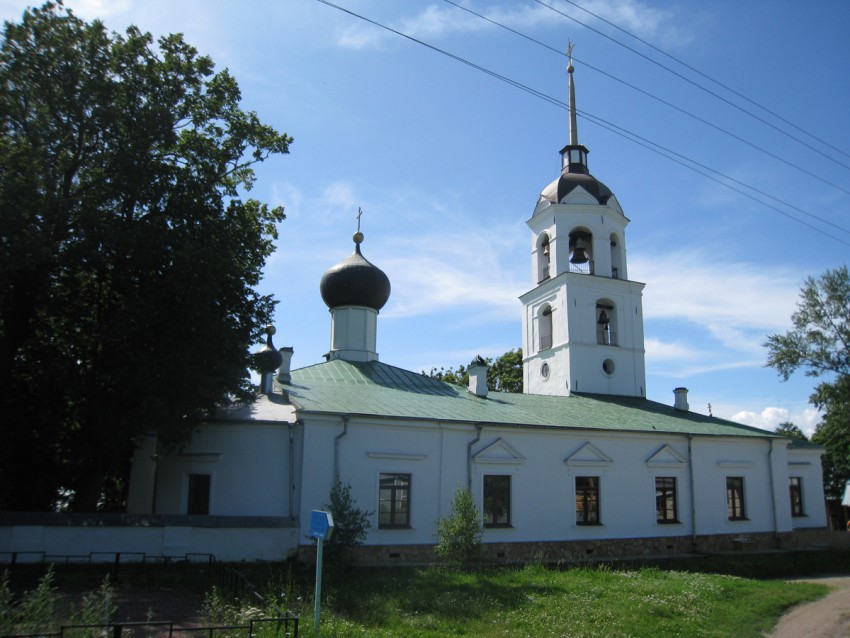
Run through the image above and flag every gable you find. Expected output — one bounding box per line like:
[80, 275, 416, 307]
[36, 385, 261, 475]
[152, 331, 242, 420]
[646, 444, 687, 468]
[564, 442, 612, 467]
[473, 438, 525, 465]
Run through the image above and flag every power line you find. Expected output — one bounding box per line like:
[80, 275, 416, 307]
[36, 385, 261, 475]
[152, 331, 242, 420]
[556, 0, 850, 162]
[578, 109, 850, 244]
[313, 0, 850, 245]
[440, 0, 850, 198]
[532, 0, 850, 173]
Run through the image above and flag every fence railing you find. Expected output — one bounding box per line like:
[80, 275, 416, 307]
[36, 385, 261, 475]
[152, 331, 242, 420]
[1, 552, 299, 636]
[2, 616, 299, 638]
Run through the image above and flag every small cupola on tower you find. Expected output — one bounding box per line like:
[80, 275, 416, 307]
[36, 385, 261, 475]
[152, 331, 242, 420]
[538, 44, 614, 209]
[561, 43, 588, 175]
[319, 210, 391, 362]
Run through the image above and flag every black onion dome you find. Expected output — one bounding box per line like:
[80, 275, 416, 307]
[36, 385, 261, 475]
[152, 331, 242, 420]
[320, 236, 391, 311]
[541, 171, 614, 206]
[255, 325, 283, 372]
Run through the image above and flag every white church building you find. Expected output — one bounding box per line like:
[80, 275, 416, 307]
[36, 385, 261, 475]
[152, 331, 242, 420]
[1, 62, 827, 564]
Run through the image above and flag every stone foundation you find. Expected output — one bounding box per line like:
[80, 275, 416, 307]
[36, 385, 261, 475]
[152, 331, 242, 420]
[299, 528, 848, 566]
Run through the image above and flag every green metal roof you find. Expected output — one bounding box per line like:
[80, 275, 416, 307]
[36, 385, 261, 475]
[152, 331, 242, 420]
[281, 359, 775, 438]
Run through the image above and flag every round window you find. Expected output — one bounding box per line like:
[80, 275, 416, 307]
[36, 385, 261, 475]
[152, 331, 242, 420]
[602, 359, 615, 376]
[541, 362, 550, 379]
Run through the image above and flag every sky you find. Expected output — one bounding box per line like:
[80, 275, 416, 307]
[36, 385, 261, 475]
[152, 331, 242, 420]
[2, 0, 848, 434]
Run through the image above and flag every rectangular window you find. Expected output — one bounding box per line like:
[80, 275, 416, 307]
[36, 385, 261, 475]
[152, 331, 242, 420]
[789, 477, 804, 517]
[576, 476, 600, 525]
[726, 476, 746, 520]
[379, 473, 410, 528]
[483, 475, 511, 528]
[655, 477, 678, 523]
[187, 473, 211, 515]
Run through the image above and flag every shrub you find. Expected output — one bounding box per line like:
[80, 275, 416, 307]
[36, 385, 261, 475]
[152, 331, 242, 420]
[435, 487, 483, 565]
[324, 480, 373, 567]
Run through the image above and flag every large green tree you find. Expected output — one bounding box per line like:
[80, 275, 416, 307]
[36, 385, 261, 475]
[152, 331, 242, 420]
[428, 348, 523, 393]
[765, 265, 850, 497]
[0, 3, 291, 511]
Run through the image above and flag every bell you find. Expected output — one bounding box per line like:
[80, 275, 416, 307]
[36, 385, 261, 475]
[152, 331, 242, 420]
[570, 247, 589, 264]
[542, 243, 550, 257]
[597, 310, 610, 325]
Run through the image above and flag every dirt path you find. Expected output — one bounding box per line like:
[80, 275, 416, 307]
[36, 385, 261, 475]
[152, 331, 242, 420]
[766, 577, 850, 638]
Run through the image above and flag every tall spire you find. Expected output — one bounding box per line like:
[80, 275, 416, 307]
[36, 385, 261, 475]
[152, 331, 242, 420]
[560, 41, 589, 175]
[567, 41, 578, 146]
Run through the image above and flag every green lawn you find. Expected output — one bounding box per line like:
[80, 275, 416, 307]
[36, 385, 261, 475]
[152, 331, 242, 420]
[309, 563, 828, 637]
[6, 551, 847, 638]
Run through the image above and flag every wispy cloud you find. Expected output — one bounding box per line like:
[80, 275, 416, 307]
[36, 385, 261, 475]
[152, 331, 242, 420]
[263, 179, 526, 322]
[631, 249, 803, 383]
[632, 250, 799, 334]
[334, 0, 687, 50]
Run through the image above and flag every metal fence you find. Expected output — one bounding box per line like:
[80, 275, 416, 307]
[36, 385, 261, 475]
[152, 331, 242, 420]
[1, 553, 300, 638]
[2, 616, 299, 638]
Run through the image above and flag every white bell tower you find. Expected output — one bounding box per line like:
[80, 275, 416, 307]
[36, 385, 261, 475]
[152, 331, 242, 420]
[521, 48, 646, 397]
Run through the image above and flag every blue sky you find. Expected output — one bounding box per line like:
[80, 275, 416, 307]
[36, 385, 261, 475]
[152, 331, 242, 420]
[3, 0, 848, 434]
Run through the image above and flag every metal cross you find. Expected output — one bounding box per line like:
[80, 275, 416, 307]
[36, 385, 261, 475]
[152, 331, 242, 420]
[356, 207, 363, 232]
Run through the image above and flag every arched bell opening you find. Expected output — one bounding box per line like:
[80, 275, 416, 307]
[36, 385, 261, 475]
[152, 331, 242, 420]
[609, 232, 623, 280]
[596, 300, 617, 346]
[539, 304, 553, 351]
[537, 233, 551, 283]
[569, 229, 593, 274]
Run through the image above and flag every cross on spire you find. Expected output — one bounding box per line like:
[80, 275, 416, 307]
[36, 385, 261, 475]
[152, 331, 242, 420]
[356, 207, 363, 232]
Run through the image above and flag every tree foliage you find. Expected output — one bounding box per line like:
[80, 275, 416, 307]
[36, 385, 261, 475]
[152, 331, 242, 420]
[323, 480, 372, 568]
[811, 376, 850, 498]
[765, 266, 850, 497]
[435, 486, 483, 566]
[428, 348, 523, 393]
[774, 422, 808, 441]
[0, 3, 291, 511]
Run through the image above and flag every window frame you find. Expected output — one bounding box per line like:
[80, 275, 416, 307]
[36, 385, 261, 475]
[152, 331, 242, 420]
[575, 476, 601, 525]
[726, 476, 746, 521]
[187, 473, 211, 515]
[378, 473, 411, 529]
[789, 476, 804, 517]
[539, 305, 553, 351]
[483, 475, 512, 528]
[655, 476, 679, 524]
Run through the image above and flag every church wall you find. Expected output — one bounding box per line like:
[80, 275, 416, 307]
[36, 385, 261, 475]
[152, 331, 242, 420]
[0, 517, 299, 563]
[296, 416, 808, 550]
[788, 446, 829, 529]
[153, 422, 294, 517]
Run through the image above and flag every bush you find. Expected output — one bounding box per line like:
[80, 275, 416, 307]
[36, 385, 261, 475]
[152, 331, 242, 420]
[435, 487, 483, 565]
[324, 480, 372, 567]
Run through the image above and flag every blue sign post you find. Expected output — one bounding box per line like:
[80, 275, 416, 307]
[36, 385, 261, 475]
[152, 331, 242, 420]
[310, 510, 334, 636]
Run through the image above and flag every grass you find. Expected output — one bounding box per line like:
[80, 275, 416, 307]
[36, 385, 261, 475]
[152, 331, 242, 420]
[5, 551, 849, 638]
[310, 563, 828, 637]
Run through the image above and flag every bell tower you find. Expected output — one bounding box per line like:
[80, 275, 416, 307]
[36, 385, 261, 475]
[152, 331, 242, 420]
[520, 48, 646, 397]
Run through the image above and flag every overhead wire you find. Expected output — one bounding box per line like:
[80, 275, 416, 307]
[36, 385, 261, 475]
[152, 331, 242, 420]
[578, 108, 850, 245]
[440, 0, 850, 198]
[556, 0, 850, 162]
[532, 0, 850, 173]
[313, 0, 850, 246]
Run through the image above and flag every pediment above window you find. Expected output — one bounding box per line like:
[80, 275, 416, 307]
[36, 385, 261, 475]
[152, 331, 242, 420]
[561, 185, 598, 205]
[473, 438, 525, 465]
[564, 442, 612, 467]
[646, 445, 687, 468]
